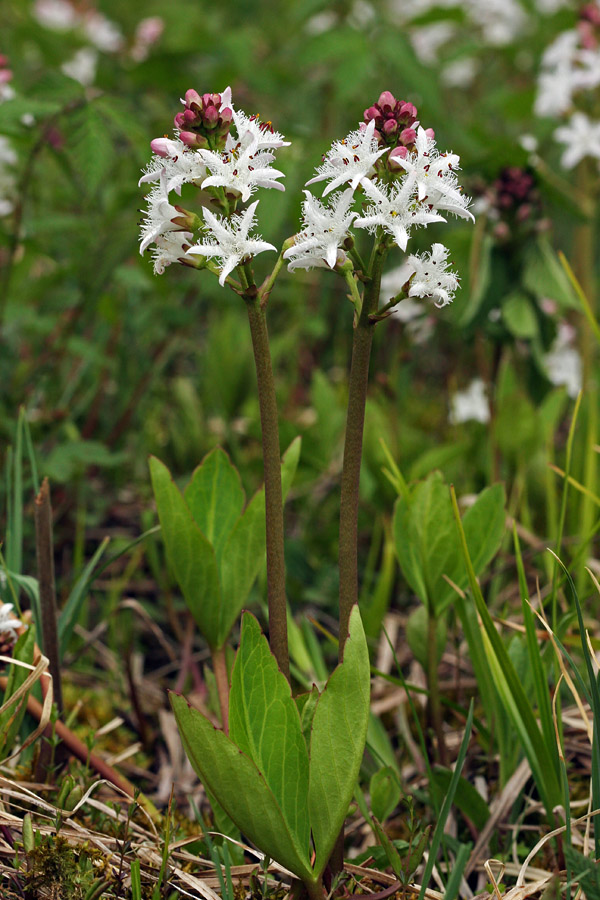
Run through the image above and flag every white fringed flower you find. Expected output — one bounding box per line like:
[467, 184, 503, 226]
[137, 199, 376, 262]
[407, 243, 459, 307]
[232, 108, 291, 152]
[354, 177, 446, 250]
[187, 200, 276, 285]
[283, 189, 357, 270]
[306, 119, 388, 196]
[139, 170, 184, 255]
[199, 139, 285, 202]
[139, 138, 206, 195]
[394, 127, 474, 221]
[151, 231, 194, 275]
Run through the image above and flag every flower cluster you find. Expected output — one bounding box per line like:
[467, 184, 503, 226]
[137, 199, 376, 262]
[474, 166, 548, 244]
[536, 3, 600, 169]
[139, 87, 287, 277]
[284, 91, 473, 308]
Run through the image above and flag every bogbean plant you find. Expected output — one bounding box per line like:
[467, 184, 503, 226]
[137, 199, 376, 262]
[139, 88, 473, 898]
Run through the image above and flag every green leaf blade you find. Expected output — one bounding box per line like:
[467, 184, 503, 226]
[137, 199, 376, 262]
[149, 456, 222, 648]
[308, 606, 370, 877]
[184, 448, 245, 562]
[171, 694, 312, 882]
[229, 613, 311, 860]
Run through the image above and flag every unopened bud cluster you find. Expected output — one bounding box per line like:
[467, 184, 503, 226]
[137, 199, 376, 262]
[173, 89, 234, 149]
[478, 166, 548, 244]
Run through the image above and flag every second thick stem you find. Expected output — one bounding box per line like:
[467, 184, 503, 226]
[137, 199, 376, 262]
[245, 296, 290, 682]
[338, 249, 386, 660]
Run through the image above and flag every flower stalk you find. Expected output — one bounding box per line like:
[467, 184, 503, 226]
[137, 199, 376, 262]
[338, 238, 388, 658]
[244, 273, 290, 682]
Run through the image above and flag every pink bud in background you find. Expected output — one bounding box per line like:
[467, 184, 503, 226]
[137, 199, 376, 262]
[399, 127, 416, 145]
[425, 127, 435, 140]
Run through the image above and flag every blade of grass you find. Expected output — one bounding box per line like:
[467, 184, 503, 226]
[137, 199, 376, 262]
[22, 411, 39, 495]
[58, 537, 110, 660]
[130, 858, 142, 900]
[443, 842, 471, 900]
[558, 251, 600, 346]
[417, 700, 473, 900]
[550, 391, 582, 630]
[451, 486, 562, 817]
[513, 525, 559, 778]
[554, 556, 600, 857]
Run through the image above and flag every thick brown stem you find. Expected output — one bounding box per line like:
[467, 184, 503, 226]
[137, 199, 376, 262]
[338, 247, 386, 659]
[245, 297, 289, 681]
[34, 478, 63, 717]
[212, 644, 230, 734]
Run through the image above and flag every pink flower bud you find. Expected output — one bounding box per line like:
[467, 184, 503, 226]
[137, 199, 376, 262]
[389, 146, 408, 167]
[383, 118, 398, 135]
[425, 127, 435, 140]
[178, 130, 208, 148]
[184, 89, 202, 108]
[364, 105, 379, 122]
[377, 91, 396, 111]
[398, 102, 417, 122]
[150, 137, 174, 157]
[204, 105, 219, 126]
[220, 106, 233, 124]
[399, 127, 416, 145]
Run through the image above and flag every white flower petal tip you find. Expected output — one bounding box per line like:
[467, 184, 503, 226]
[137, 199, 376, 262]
[306, 120, 388, 195]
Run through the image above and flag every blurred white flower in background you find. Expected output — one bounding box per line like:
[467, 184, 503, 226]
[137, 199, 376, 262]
[450, 379, 491, 425]
[554, 111, 600, 168]
[543, 323, 582, 397]
[61, 47, 98, 86]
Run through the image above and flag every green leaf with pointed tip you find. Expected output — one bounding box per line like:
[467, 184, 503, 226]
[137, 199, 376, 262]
[229, 612, 310, 859]
[149, 456, 221, 649]
[370, 767, 401, 824]
[308, 606, 370, 878]
[219, 438, 301, 643]
[184, 448, 245, 563]
[171, 694, 313, 882]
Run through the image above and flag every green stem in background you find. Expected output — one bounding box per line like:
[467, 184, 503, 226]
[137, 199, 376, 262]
[338, 238, 388, 659]
[211, 645, 230, 734]
[241, 264, 290, 682]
